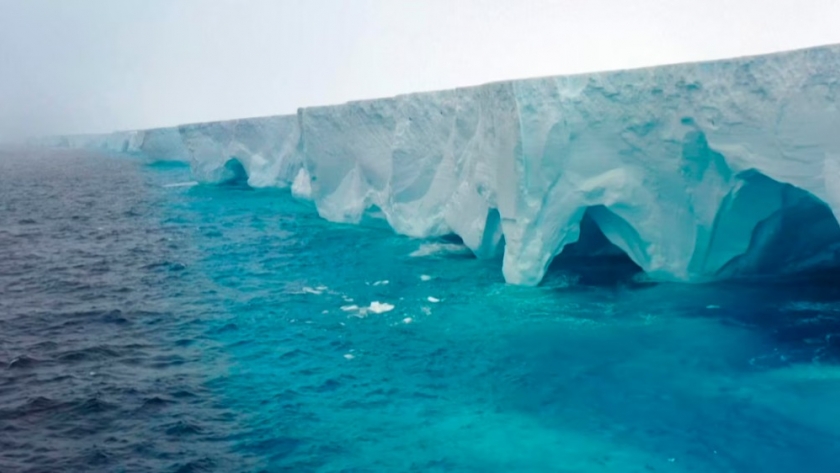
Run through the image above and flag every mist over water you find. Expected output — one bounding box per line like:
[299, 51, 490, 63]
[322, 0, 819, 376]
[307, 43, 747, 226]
[2, 149, 840, 472]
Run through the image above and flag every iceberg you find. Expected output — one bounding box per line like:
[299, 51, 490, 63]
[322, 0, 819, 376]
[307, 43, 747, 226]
[37, 45, 840, 285]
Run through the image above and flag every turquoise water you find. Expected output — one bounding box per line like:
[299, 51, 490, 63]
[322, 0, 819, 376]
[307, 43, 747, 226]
[3, 151, 840, 472]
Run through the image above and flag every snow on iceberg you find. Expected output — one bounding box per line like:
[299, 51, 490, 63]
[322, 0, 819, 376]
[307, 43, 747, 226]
[39, 45, 840, 285]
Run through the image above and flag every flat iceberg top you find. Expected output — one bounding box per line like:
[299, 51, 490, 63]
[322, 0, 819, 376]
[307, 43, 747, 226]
[38, 44, 840, 285]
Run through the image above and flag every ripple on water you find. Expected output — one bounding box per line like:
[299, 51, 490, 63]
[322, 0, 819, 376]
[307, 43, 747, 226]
[0, 151, 243, 472]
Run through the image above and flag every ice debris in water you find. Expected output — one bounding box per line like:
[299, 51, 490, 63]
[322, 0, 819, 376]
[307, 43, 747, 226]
[340, 302, 395, 316]
[419, 275, 432, 281]
[43, 45, 840, 286]
[372, 280, 389, 286]
[343, 354, 355, 360]
[402, 317, 413, 324]
[409, 243, 472, 258]
[427, 296, 440, 303]
[368, 302, 395, 314]
[163, 181, 199, 188]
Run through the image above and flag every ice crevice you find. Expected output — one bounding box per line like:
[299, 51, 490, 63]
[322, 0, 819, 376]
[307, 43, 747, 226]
[36, 44, 840, 285]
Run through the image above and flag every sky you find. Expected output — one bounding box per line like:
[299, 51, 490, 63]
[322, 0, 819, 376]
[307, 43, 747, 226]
[1, 0, 840, 141]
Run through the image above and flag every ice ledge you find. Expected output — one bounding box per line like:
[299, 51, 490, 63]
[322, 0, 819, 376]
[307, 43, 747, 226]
[33, 44, 840, 285]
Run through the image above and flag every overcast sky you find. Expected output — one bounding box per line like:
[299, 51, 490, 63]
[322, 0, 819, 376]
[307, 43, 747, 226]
[1, 0, 839, 141]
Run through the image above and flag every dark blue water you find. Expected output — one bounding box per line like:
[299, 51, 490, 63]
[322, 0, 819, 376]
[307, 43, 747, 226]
[2, 149, 840, 472]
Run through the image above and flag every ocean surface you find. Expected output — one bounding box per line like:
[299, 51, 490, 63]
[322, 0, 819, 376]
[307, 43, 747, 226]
[1, 149, 840, 473]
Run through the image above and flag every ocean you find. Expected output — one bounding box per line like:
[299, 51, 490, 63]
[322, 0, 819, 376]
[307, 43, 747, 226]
[1, 149, 839, 472]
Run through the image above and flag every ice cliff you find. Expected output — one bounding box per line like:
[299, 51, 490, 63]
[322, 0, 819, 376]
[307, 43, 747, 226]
[36, 45, 840, 285]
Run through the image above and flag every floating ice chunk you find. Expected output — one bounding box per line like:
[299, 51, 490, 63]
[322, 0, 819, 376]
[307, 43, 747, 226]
[163, 181, 199, 188]
[427, 296, 440, 303]
[409, 243, 473, 258]
[372, 280, 389, 286]
[302, 287, 323, 295]
[343, 353, 355, 360]
[402, 317, 413, 324]
[368, 301, 395, 314]
[419, 274, 432, 281]
[340, 305, 359, 312]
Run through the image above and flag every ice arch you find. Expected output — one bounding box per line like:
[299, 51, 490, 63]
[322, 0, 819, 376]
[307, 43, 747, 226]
[217, 158, 249, 187]
[704, 171, 840, 278]
[546, 207, 644, 285]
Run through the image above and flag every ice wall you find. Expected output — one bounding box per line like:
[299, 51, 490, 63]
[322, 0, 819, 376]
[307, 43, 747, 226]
[39, 45, 840, 285]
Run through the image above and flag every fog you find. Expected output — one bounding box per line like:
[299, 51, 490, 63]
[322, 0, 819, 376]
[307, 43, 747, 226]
[1, 0, 839, 142]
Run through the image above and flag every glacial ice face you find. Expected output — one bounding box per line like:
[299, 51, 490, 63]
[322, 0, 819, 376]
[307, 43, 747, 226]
[181, 116, 301, 187]
[41, 45, 840, 285]
[29, 128, 186, 163]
